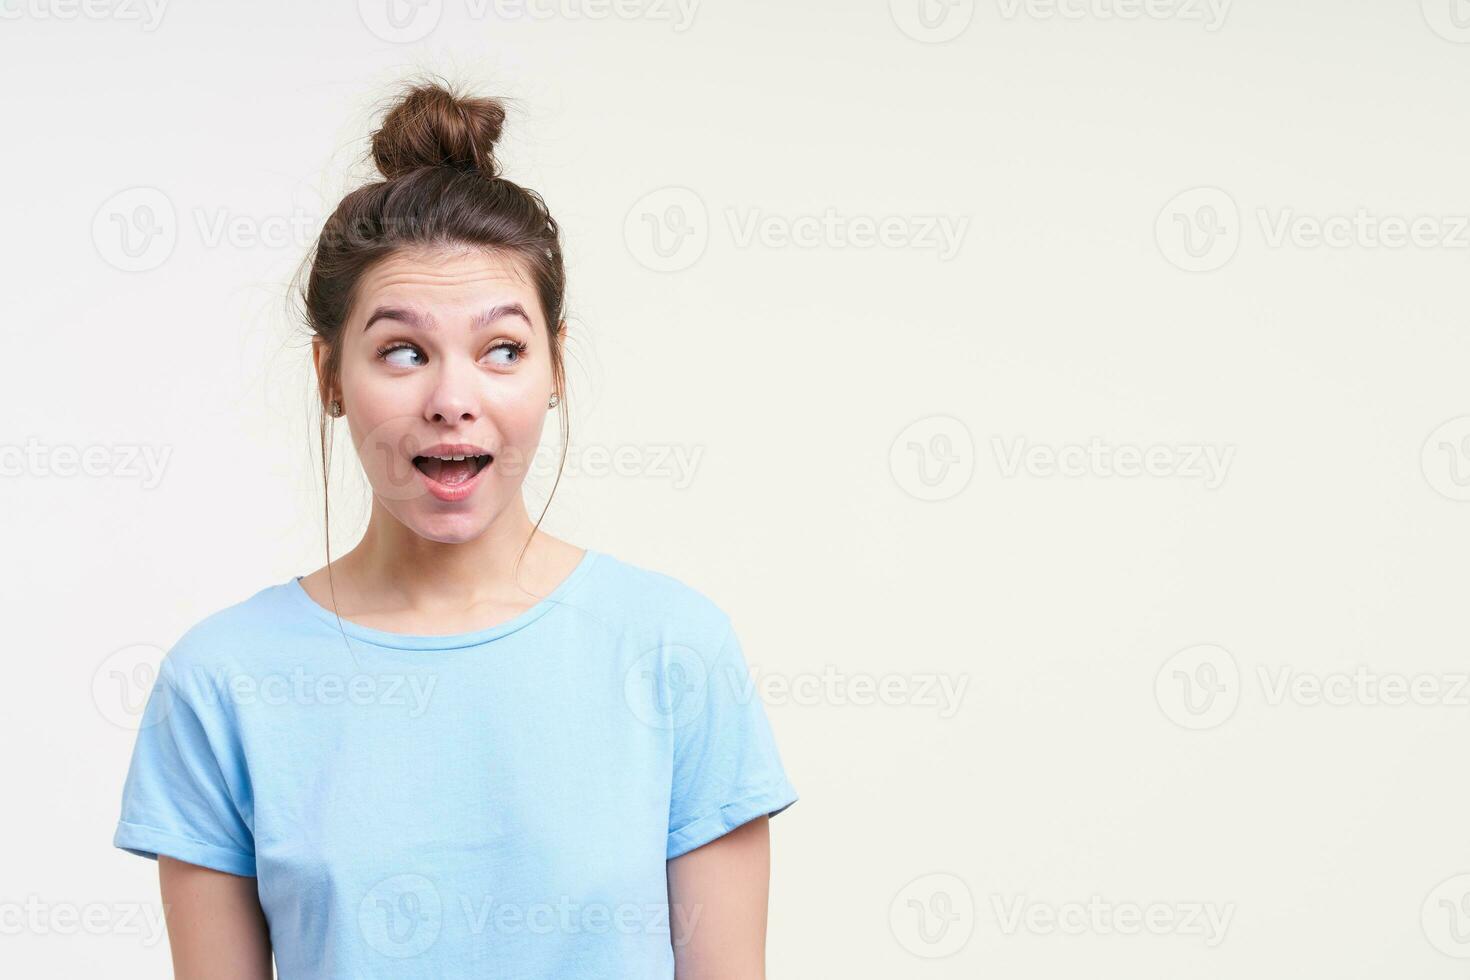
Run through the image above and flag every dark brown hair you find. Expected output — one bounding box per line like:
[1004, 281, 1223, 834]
[292, 76, 570, 639]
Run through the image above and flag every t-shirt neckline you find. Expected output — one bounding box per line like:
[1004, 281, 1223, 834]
[283, 548, 601, 651]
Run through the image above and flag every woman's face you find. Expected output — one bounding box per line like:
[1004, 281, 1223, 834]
[316, 244, 560, 544]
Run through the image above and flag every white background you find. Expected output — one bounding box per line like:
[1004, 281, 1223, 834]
[3, 0, 1470, 976]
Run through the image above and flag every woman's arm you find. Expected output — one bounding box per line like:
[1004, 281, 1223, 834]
[666, 815, 773, 980]
[158, 856, 273, 980]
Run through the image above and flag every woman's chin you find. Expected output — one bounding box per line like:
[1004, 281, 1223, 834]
[407, 510, 496, 544]
[373, 496, 500, 545]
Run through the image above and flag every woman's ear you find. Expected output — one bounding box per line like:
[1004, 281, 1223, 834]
[311, 336, 334, 407]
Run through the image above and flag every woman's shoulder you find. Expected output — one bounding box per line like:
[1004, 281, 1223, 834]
[154, 577, 301, 686]
[582, 549, 735, 643]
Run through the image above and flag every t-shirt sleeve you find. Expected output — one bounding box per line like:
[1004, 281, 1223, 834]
[666, 618, 798, 860]
[112, 653, 257, 877]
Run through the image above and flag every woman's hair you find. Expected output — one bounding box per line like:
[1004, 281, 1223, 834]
[292, 77, 570, 635]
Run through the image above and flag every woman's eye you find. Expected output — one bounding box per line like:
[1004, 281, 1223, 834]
[379, 344, 425, 367]
[486, 342, 527, 366]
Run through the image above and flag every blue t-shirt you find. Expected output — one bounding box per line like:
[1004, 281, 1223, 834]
[113, 548, 797, 978]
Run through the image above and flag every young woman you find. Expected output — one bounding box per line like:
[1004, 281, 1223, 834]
[112, 80, 798, 979]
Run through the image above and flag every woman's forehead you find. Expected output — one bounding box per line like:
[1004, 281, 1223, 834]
[354, 247, 541, 324]
[363, 246, 532, 291]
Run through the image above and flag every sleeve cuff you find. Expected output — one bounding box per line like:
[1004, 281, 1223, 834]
[113, 819, 257, 878]
[666, 779, 799, 860]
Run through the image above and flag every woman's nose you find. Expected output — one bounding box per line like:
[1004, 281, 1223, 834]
[423, 362, 479, 423]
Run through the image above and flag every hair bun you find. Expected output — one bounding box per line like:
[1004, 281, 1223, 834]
[370, 81, 506, 180]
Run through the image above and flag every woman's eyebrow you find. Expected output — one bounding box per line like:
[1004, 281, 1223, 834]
[363, 303, 532, 333]
[470, 303, 532, 330]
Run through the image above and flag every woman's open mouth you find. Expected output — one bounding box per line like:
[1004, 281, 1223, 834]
[412, 453, 493, 501]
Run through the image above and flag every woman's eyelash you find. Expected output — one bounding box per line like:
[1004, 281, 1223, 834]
[373, 341, 527, 361]
[375, 341, 417, 359]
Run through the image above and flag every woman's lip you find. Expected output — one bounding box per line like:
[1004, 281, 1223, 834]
[416, 458, 489, 502]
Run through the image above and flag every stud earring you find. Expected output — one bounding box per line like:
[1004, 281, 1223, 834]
[327, 399, 343, 417]
[547, 392, 560, 410]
